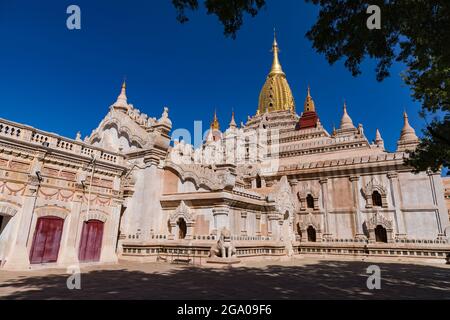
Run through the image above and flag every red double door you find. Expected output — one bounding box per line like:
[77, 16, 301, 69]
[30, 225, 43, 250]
[78, 220, 104, 262]
[30, 217, 64, 264]
[30, 217, 105, 264]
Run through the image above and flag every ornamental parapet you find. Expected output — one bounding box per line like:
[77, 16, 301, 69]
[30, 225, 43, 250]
[0, 118, 125, 167]
[278, 152, 409, 174]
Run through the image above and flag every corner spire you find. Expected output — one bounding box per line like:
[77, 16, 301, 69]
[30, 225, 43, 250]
[229, 110, 237, 129]
[400, 111, 418, 141]
[303, 85, 316, 112]
[375, 128, 384, 149]
[397, 111, 419, 152]
[340, 101, 355, 130]
[113, 80, 128, 111]
[211, 110, 220, 131]
[375, 128, 383, 141]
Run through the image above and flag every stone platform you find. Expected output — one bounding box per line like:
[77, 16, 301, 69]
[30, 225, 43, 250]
[206, 257, 241, 265]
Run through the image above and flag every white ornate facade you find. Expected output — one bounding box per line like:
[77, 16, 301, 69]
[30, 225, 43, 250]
[0, 37, 449, 270]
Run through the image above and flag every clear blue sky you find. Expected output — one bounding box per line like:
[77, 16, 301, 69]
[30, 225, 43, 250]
[0, 0, 423, 151]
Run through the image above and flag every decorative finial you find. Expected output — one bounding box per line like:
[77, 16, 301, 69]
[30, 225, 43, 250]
[270, 30, 284, 76]
[374, 129, 384, 149]
[340, 100, 355, 130]
[398, 109, 419, 151]
[113, 79, 128, 111]
[304, 85, 315, 112]
[211, 109, 220, 131]
[229, 109, 237, 129]
[399, 110, 417, 141]
[375, 128, 383, 141]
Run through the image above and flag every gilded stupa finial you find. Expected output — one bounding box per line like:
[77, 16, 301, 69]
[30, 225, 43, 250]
[304, 85, 315, 112]
[211, 109, 220, 131]
[270, 29, 284, 76]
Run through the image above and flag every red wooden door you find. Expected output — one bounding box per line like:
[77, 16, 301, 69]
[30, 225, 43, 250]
[79, 220, 104, 262]
[30, 217, 64, 264]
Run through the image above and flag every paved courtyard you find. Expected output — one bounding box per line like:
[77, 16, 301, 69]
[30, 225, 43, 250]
[0, 257, 449, 300]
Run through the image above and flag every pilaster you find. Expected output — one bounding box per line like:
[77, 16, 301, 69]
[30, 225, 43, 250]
[350, 175, 365, 239]
[387, 172, 407, 238]
[319, 178, 332, 240]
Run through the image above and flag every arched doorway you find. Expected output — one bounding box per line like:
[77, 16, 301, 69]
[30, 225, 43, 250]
[375, 225, 388, 243]
[30, 216, 64, 264]
[372, 191, 383, 207]
[178, 218, 187, 240]
[79, 220, 104, 262]
[307, 226, 317, 242]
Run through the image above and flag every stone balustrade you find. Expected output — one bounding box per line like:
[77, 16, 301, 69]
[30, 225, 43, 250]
[0, 118, 123, 166]
[297, 241, 450, 261]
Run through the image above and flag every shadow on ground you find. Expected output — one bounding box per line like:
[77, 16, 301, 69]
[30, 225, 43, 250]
[1, 260, 449, 300]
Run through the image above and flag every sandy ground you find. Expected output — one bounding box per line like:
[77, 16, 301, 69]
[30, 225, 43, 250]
[0, 256, 449, 300]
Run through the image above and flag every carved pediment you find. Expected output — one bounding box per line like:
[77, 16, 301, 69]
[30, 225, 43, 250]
[366, 211, 393, 230]
[298, 212, 321, 232]
[170, 201, 195, 224]
[362, 178, 387, 198]
[297, 183, 320, 199]
[164, 160, 236, 191]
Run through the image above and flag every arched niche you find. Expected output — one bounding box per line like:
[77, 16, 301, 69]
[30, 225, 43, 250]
[168, 201, 195, 240]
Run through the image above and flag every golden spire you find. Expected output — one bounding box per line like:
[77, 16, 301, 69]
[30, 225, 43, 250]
[257, 32, 295, 115]
[211, 110, 220, 131]
[270, 30, 285, 76]
[303, 85, 316, 112]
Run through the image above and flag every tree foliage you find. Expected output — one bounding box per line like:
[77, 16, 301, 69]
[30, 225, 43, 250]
[305, 0, 449, 173]
[172, 0, 266, 38]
